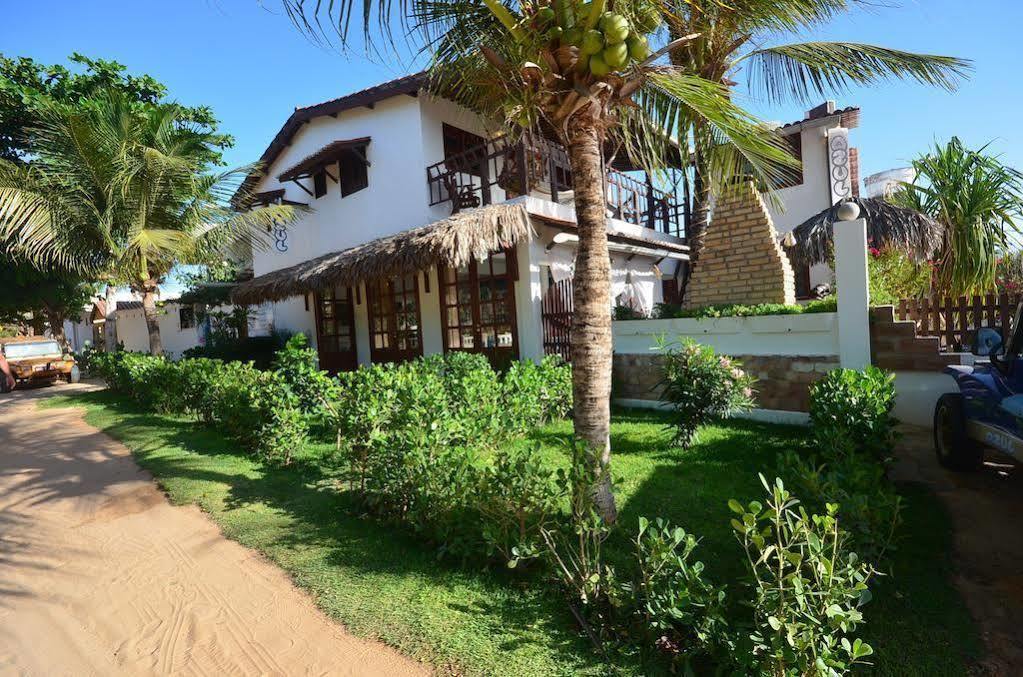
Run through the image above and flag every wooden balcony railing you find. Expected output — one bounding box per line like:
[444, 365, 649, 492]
[426, 133, 689, 238]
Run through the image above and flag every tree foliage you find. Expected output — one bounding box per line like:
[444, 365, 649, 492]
[0, 52, 232, 166]
[892, 137, 1023, 297]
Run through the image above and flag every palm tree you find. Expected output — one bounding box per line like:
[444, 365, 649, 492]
[662, 0, 972, 259]
[0, 92, 301, 354]
[282, 0, 799, 521]
[892, 137, 1023, 296]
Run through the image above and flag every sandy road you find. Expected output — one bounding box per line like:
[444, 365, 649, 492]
[0, 384, 429, 676]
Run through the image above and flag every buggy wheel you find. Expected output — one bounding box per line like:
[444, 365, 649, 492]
[934, 393, 983, 471]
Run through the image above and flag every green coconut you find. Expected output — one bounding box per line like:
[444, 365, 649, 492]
[602, 42, 629, 69]
[547, 25, 564, 41]
[598, 13, 630, 44]
[626, 35, 650, 61]
[589, 53, 612, 77]
[580, 29, 605, 55]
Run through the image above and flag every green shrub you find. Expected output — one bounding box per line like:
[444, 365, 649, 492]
[272, 333, 340, 425]
[478, 445, 567, 566]
[657, 339, 756, 449]
[778, 450, 902, 564]
[182, 332, 290, 369]
[651, 297, 837, 320]
[809, 367, 898, 460]
[622, 517, 728, 668]
[502, 356, 573, 432]
[730, 476, 875, 676]
[246, 372, 309, 466]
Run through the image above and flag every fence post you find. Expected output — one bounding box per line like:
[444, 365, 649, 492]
[833, 204, 871, 370]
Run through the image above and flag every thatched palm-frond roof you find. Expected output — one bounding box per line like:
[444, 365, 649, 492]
[232, 202, 532, 305]
[789, 197, 942, 265]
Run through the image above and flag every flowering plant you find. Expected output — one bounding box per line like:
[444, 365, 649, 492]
[656, 339, 756, 449]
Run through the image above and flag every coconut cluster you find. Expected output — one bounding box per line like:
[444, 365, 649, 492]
[528, 1, 661, 77]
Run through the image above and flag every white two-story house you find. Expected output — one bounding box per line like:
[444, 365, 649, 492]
[230, 73, 859, 370]
[231, 73, 693, 369]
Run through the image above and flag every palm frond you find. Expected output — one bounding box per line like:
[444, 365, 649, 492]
[640, 69, 799, 190]
[739, 41, 972, 105]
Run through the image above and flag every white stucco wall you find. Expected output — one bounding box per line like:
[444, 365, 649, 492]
[613, 313, 841, 357]
[766, 119, 849, 290]
[114, 303, 202, 359]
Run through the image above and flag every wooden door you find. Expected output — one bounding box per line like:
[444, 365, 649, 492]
[314, 285, 358, 373]
[366, 274, 423, 364]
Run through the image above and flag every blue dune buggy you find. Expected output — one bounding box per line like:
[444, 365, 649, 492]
[935, 303, 1023, 470]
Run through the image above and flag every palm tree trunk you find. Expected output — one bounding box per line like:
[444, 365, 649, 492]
[104, 284, 118, 352]
[140, 282, 164, 356]
[565, 113, 617, 525]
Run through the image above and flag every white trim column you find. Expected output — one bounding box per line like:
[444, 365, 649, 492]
[834, 215, 871, 369]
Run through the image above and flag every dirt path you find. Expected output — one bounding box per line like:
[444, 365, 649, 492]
[0, 384, 429, 676]
[893, 427, 1023, 675]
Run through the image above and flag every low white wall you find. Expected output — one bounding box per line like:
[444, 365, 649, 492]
[613, 313, 840, 357]
[891, 370, 959, 428]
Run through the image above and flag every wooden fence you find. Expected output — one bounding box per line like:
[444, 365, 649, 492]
[895, 293, 1023, 352]
[541, 279, 573, 361]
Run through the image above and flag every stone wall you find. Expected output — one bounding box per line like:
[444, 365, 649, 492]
[613, 352, 839, 413]
[870, 305, 959, 371]
[684, 182, 796, 307]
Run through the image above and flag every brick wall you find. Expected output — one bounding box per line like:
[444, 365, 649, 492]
[613, 352, 839, 413]
[684, 181, 796, 307]
[870, 305, 959, 371]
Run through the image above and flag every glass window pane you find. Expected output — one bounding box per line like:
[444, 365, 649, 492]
[481, 303, 494, 324]
[480, 327, 496, 348]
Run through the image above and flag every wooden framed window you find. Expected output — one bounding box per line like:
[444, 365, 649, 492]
[313, 169, 328, 198]
[443, 123, 486, 177]
[179, 306, 195, 330]
[315, 284, 358, 372]
[340, 146, 369, 197]
[367, 274, 423, 364]
[440, 249, 518, 368]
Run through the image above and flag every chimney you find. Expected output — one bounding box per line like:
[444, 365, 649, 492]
[806, 101, 836, 120]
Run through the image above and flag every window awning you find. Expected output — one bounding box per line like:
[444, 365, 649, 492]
[277, 137, 371, 182]
[231, 203, 532, 306]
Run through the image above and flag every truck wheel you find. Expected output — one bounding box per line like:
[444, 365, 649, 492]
[934, 393, 983, 471]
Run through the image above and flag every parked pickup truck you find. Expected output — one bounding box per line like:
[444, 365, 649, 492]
[1, 337, 80, 389]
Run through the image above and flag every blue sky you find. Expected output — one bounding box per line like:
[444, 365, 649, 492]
[3, 0, 1019, 179]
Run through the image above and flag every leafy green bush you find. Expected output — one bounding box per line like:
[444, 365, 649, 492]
[657, 339, 756, 449]
[778, 450, 902, 564]
[182, 333, 290, 370]
[809, 367, 898, 460]
[478, 445, 567, 566]
[503, 356, 573, 432]
[272, 333, 340, 426]
[730, 476, 875, 676]
[868, 246, 930, 305]
[650, 297, 837, 320]
[622, 517, 728, 668]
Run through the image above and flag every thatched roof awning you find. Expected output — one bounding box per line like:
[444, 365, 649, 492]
[232, 203, 533, 305]
[789, 197, 942, 265]
[277, 137, 371, 182]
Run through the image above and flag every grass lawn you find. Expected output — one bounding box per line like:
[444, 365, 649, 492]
[43, 391, 981, 675]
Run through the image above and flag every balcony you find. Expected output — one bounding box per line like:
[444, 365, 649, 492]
[426, 133, 690, 239]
